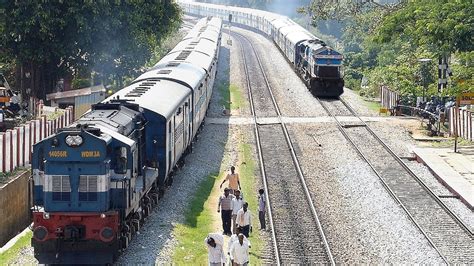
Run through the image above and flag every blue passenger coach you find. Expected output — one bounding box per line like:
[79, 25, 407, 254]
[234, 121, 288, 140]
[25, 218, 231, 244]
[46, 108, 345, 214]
[30, 17, 222, 264]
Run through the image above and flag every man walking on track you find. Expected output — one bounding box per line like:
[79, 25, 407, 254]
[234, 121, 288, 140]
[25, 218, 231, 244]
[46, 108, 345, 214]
[220, 166, 241, 194]
[236, 202, 251, 238]
[230, 234, 250, 266]
[227, 227, 252, 265]
[204, 233, 225, 266]
[217, 188, 234, 235]
[231, 189, 244, 234]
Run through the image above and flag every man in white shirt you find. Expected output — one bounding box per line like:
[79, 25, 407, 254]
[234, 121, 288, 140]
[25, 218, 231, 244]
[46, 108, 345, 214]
[258, 188, 266, 230]
[230, 234, 250, 266]
[204, 233, 225, 266]
[231, 189, 244, 234]
[227, 227, 251, 259]
[236, 202, 251, 237]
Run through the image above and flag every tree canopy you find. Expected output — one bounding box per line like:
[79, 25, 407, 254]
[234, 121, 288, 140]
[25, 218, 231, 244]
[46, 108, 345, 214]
[0, 0, 181, 98]
[306, 0, 473, 97]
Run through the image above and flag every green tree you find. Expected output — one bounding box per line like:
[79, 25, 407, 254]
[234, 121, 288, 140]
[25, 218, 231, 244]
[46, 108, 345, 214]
[0, 1, 181, 99]
[374, 0, 473, 55]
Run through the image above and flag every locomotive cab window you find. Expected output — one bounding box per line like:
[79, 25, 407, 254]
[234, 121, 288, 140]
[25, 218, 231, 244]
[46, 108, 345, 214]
[115, 147, 128, 174]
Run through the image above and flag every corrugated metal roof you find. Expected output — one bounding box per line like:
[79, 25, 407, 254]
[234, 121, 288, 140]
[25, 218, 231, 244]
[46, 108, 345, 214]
[46, 85, 106, 101]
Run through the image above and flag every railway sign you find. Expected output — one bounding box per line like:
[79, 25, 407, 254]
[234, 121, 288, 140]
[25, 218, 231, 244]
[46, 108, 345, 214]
[457, 92, 474, 105]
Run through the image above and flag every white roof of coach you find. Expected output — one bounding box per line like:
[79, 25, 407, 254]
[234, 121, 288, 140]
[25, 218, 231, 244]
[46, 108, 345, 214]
[157, 51, 213, 73]
[104, 80, 191, 119]
[208, 17, 223, 30]
[136, 63, 205, 90]
[286, 30, 315, 46]
[271, 18, 295, 31]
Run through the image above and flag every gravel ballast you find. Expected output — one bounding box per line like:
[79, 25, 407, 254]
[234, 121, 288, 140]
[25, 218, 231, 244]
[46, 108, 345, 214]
[287, 123, 444, 264]
[118, 124, 233, 264]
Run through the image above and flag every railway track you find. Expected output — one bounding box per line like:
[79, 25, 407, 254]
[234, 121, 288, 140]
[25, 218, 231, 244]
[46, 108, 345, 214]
[318, 98, 474, 264]
[233, 31, 334, 265]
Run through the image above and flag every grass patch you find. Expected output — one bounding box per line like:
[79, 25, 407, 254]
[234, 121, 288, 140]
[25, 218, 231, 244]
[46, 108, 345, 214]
[0, 231, 32, 264]
[364, 100, 382, 113]
[172, 173, 218, 264]
[239, 141, 264, 264]
[219, 82, 244, 110]
[425, 137, 474, 148]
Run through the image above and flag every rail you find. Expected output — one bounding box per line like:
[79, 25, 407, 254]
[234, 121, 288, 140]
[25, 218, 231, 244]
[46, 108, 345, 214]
[319, 97, 473, 264]
[236, 32, 281, 265]
[234, 30, 334, 265]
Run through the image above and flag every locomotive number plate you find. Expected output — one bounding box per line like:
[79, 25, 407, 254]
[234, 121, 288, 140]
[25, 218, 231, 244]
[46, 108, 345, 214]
[49, 150, 68, 158]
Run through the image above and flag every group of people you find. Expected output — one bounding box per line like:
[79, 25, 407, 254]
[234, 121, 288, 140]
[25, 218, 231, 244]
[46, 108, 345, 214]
[205, 166, 267, 265]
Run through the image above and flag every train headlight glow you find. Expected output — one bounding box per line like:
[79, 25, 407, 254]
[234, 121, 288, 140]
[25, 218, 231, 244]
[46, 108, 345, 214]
[65, 135, 83, 147]
[43, 212, 50, 220]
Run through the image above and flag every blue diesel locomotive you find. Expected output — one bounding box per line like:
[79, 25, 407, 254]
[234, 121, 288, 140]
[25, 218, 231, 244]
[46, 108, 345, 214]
[30, 17, 222, 264]
[180, 1, 344, 98]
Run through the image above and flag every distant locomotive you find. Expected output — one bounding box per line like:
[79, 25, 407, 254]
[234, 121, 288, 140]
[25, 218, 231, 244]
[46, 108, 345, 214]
[180, 1, 344, 98]
[31, 17, 222, 264]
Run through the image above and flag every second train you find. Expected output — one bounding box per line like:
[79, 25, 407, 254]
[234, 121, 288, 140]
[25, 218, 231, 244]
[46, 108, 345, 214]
[180, 1, 344, 98]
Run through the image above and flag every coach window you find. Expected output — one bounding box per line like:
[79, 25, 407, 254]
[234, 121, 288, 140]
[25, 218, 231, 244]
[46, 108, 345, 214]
[115, 147, 128, 174]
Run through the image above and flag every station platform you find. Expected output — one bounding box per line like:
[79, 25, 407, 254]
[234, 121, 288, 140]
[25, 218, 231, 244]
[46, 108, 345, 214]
[412, 147, 474, 210]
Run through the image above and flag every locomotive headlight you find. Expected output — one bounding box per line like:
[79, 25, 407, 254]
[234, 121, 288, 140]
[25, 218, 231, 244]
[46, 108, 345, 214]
[43, 212, 50, 220]
[100, 227, 114, 242]
[33, 226, 48, 241]
[65, 135, 83, 147]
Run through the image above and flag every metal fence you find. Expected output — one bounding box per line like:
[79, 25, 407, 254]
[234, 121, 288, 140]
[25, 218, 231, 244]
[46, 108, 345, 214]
[0, 105, 73, 173]
[380, 85, 400, 110]
[448, 108, 473, 141]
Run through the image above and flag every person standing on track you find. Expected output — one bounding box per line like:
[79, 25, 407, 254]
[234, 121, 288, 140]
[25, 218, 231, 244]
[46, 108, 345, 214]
[220, 166, 241, 194]
[231, 189, 244, 234]
[204, 233, 225, 266]
[258, 188, 266, 230]
[236, 202, 251, 238]
[217, 188, 234, 235]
